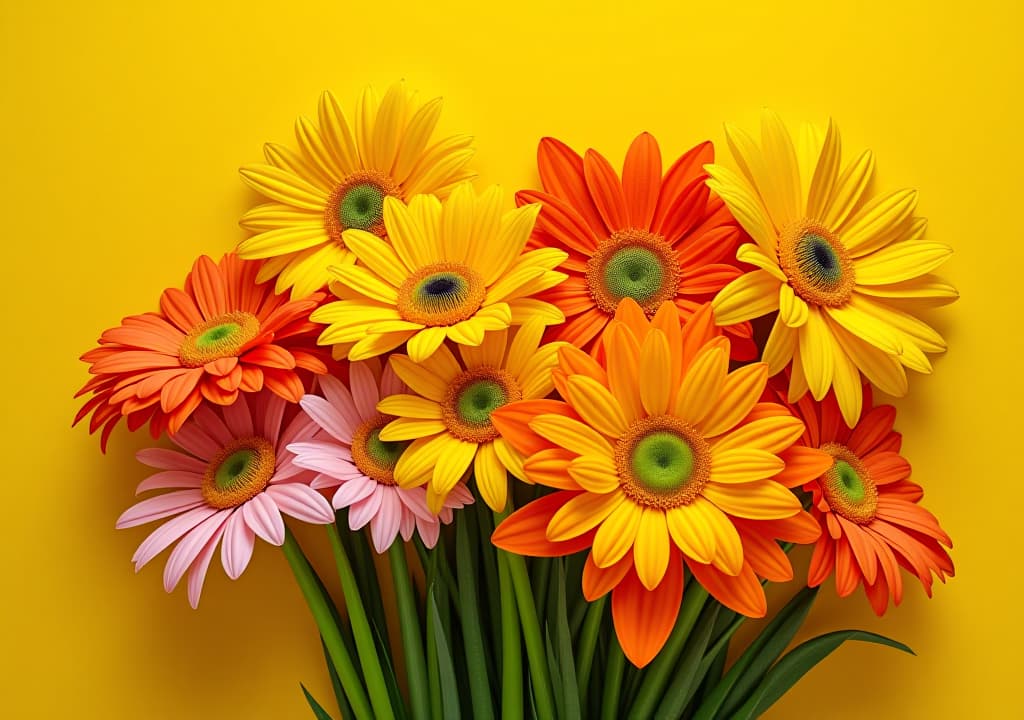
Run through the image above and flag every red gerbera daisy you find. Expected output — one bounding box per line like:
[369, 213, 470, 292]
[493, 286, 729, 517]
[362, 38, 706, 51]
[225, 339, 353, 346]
[75, 254, 330, 449]
[516, 133, 755, 357]
[766, 379, 954, 614]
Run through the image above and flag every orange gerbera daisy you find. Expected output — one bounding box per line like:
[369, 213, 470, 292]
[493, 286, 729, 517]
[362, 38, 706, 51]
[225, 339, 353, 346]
[491, 300, 824, 667]
[515, 133, 755, 358]
[75, 254, 329, 449]
[766, 379, 954, 614]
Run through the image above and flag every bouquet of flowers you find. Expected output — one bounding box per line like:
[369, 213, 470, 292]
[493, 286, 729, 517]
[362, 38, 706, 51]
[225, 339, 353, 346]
[76, 81, 956, 719]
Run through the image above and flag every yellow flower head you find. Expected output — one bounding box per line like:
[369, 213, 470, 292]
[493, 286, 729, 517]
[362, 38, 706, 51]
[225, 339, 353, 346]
[237, 81, 475, 298]
[312, 183, 567, 363]
[708, 111, 957, 426]
[375, 318, 563, 513]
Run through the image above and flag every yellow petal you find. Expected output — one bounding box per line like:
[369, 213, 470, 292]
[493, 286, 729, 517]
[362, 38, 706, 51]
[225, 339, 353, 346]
[384, 195, 433, 271]
[431, 436, 477, 497]
[839, 188, 917, 252]
[407, 326, 448, 363]
[566, 375, 628, 437]
[708, 448, 786, 484]
[376, 394, 442, 419]
[392, 96, 443, 183]
[318, 90, 360, 176]
[394, 434, 448, 487]
[379, 417, 446, 441]
[787, 349, 810, 402]
[237, 226, 329, 259]
[591, 501, 642, 567]
[459, 327, 508, 370]
[446, 317, 486, 347]
[853, 241, 953, 285]
[240, 202, 321, 231]
[505, 317, 545, 379]
[852, 295, 946, 354]
[759, 109, 802, 226]
[528, 415, 614, 458]
[508, 298, 565, 325]
[547, 491, 625, 542]
[567, 455, 621, 494]
[263, 141, 334, 190]
[474, 442, 509, 512]
[855, 274, 959, 306]
[518, 341, 562, 399]
[703, 480, 801, 520]
[463, 184, 504, 277]
[823, 296, 903, 355]
[778, 283, 809, 328]
[699, 363, 769, 438]
[355, 85, 380, 168]
[440, 181, 475, 263]
[484, 265, 545, 305]
[295, 115, 345, 184]
[418, 343, 463, 382]
[821, 149, 874, 230]
[674, 344, 728, 425]
[712, 270, 783, 325]
[703, 503, 744, 576]
[348, 331, 414, 361]
[736, 243, 786, 282]
[479, 204, 540, 286]
[404, 144, 476, 198]
[762, 317, 797, 375]
[493, 437, 526, 481]
[239, 165, 328, 211]
[798, 308, 835, 400]
[388, 354, 449, 401]
[634, 508, 671, 590]
[705, 165, 777, 256]
[523, 448, 582, 490]
[665, 501, 715, 564]
[711, 415, 805, 454]
[340, 228, 406, 286]
[830, 338, 863, 427]
[329, 265, 398, 304]
[639, 329, 672, 416]
[806, 118, 840, 221]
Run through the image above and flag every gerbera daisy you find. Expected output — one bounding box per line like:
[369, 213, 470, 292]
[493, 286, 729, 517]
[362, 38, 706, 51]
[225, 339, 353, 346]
[375, 318, 562, 513]
[490, 300, 826, 667]
[312, 183, 567, 363]
[116, 391, 335, 608]
[765, 378, 954, 614]
[286, 360, 473, 552]
[238, 81, 475, 298]
[516, 133, 755, 358]
[709, 111, 957, 426]
[75, 254, 329, 449]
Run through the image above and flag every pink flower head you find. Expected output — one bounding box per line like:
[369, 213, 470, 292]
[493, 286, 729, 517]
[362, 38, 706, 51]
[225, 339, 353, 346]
[116, 390, 335, 607]
[288, 361, 473, 553]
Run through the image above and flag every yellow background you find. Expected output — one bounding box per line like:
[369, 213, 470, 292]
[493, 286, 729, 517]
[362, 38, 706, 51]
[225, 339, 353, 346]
[1, 0, 1019, 717]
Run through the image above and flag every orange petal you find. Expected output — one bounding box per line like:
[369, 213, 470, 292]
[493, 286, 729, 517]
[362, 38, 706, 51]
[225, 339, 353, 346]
[774, 446, 835, 488]
[687, 559, 767, 617]
[523, 448, 584, 491]
[584, 148, 629, 232]
[611, 556, 684, 667]
[516, 189, 598, 254]
[582, 549, 634, 600]
[491, 399, 578, 456]
[537, 137, 607, 236]
[621, 132, 661, 229]
[491, 491, 595, 557]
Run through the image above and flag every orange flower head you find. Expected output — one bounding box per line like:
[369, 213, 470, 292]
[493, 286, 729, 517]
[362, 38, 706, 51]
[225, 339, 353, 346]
[74, 254, 331, 450]
[766, 378, 954, 614]
[516, 133, 755, 358]
[491, 299, 826, 667]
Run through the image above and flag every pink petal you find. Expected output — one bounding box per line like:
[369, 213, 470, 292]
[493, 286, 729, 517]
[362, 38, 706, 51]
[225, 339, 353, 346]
[318, 375, 363, 427]
[164, 510, 231, 592]
[312, 472, 342, 490]
[252, 392, 286, 446]
[222, 393, 255, 438]
[380, 363, 406, 398]
[117, 489, 206, 529]
[300, 394, 356, 444]
[333, 476, 377, 509]
[132, 506, 219, 570]
[136, 447, 206, 473]
[266, 483, 335, 524]
[399, 510, 416, 541]
[395, 486, 435, 522]
[288, 443, 359, 477]
[278, 411, 320, 452]
[349, 362, 380, 421]
[242, 492, 286, 545]
[191, 405, 235, 447]
[445, 484, 474, 508]
[349, 486, 384, 530]
[416, 515, 442, 548]
[370, 490, 403, 552]
[187, 521, 226, 609]
[135, 470, 203, 494]
[221, 511, 257, 579]
[171, 421, 223, 460]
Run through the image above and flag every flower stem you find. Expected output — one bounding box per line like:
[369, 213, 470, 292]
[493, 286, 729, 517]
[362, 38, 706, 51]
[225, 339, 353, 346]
[575, 594, 607, 712]
[496, 548, 523, 720]
[280, 527, 374, 720]
[601, 634, 626, 720]
[388, 541, 430, 720]
[326, 522, 396, 720]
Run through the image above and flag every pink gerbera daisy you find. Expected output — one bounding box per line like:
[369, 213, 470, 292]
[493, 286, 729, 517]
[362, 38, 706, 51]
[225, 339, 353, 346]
[116, 390, 335, 607]
[288, 361, 472, 552]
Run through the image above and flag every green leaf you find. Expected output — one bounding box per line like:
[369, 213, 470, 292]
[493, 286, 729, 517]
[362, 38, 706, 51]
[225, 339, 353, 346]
[694, 585, 819, 720]
[551, 561, 581, 720]
[456, 509, 496, 720]
[733, 630, 914, 719]
[321, 639, 354, 720]
[599, 634, 626, 720]
[654, 600, 720, 719]
[428, 588, 463, 720]
[301, 683, 336, 720]
[389, 542, 430, 720]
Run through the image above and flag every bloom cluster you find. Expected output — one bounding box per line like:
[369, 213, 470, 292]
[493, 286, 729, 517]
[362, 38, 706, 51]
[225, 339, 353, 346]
[77, 83, 955, 696]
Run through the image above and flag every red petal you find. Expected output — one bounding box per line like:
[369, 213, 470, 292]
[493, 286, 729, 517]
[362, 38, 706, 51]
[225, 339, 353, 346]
[848, 405, 898, 456]
[583, 149, 629, 232]
[537, 137, 606, 237]
[621, 132, 661, 229]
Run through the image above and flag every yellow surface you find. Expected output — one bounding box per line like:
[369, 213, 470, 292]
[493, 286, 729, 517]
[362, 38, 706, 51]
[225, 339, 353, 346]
[1, 0, 1019, 717]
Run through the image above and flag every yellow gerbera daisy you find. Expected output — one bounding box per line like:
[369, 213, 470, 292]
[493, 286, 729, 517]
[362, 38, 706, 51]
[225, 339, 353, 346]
[311, 183, 568, 362]
[375, 319, 563, 512]
[237, 81, 475, 298]
[708, 111, 958, 426]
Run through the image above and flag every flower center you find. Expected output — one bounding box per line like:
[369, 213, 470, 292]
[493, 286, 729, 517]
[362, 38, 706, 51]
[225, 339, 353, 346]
[324, 170, 399, 244]
[585, 229, 681, 315]
[397, 262, 486, 327]
[615, 415, 711, 509]
[202, 436, 276, 509]
[442, 368, 522, 443]
[820, 442, 878, 523]
[179, 311, 260, 368]
[777, 219, 855, 307]
[351, 416, 409, 486]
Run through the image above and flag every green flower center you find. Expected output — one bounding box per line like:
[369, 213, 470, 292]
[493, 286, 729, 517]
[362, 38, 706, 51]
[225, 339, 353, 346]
[179, 311, 260, 368]
[324, 170, 398, 245]
[353, 419, 408, 485]
[196, 322, 241, 348]
[458, 379, 507, 426]
[614, 416, 711, 509]
[585, 229, 680, 315]
[214, 448, 256, 489]
[631, 431, 695, 492]
[833, 460, 865, 502]
[365, 428, 407, 469]
[603, 246, 665, 304]
[820, 442, 878, 523]
[202, 436, 276, 508]
[442, 368, 523, 444]
[340, 183, 385, 231]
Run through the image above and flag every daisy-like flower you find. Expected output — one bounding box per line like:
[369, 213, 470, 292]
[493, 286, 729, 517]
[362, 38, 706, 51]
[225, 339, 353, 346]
[709, 111, 957, 426]
[238, 81, 475, 298]
[287, 360, 473, 552]
[516, 133, 755, 358]
[116, 391, 335, 608]
[765, 379, 954, 614]
[375, 318, 562, 513]
[491, 300, 825, 667]
[312, 183, 567, 363]
[75, 254, 329, 449]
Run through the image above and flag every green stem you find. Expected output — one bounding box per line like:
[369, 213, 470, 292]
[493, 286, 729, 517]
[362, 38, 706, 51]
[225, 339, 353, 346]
[627, 583, 709, 719]
[601, 635, 626, 720]
[326, 523, 396, 720]
[575, 594, 607, 712]
[497, 548, 523, 720]
[280, 528, 374, 720]
[495, 511, 557, 720]
[389, 542, 430, 720]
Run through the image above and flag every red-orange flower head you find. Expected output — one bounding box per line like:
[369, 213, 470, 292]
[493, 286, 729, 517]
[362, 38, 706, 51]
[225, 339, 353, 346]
[765, 379, 954, 615]
[75, 254, 331, 450]
[515, 133, 755, 359]
[491, 299, 826, 667]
